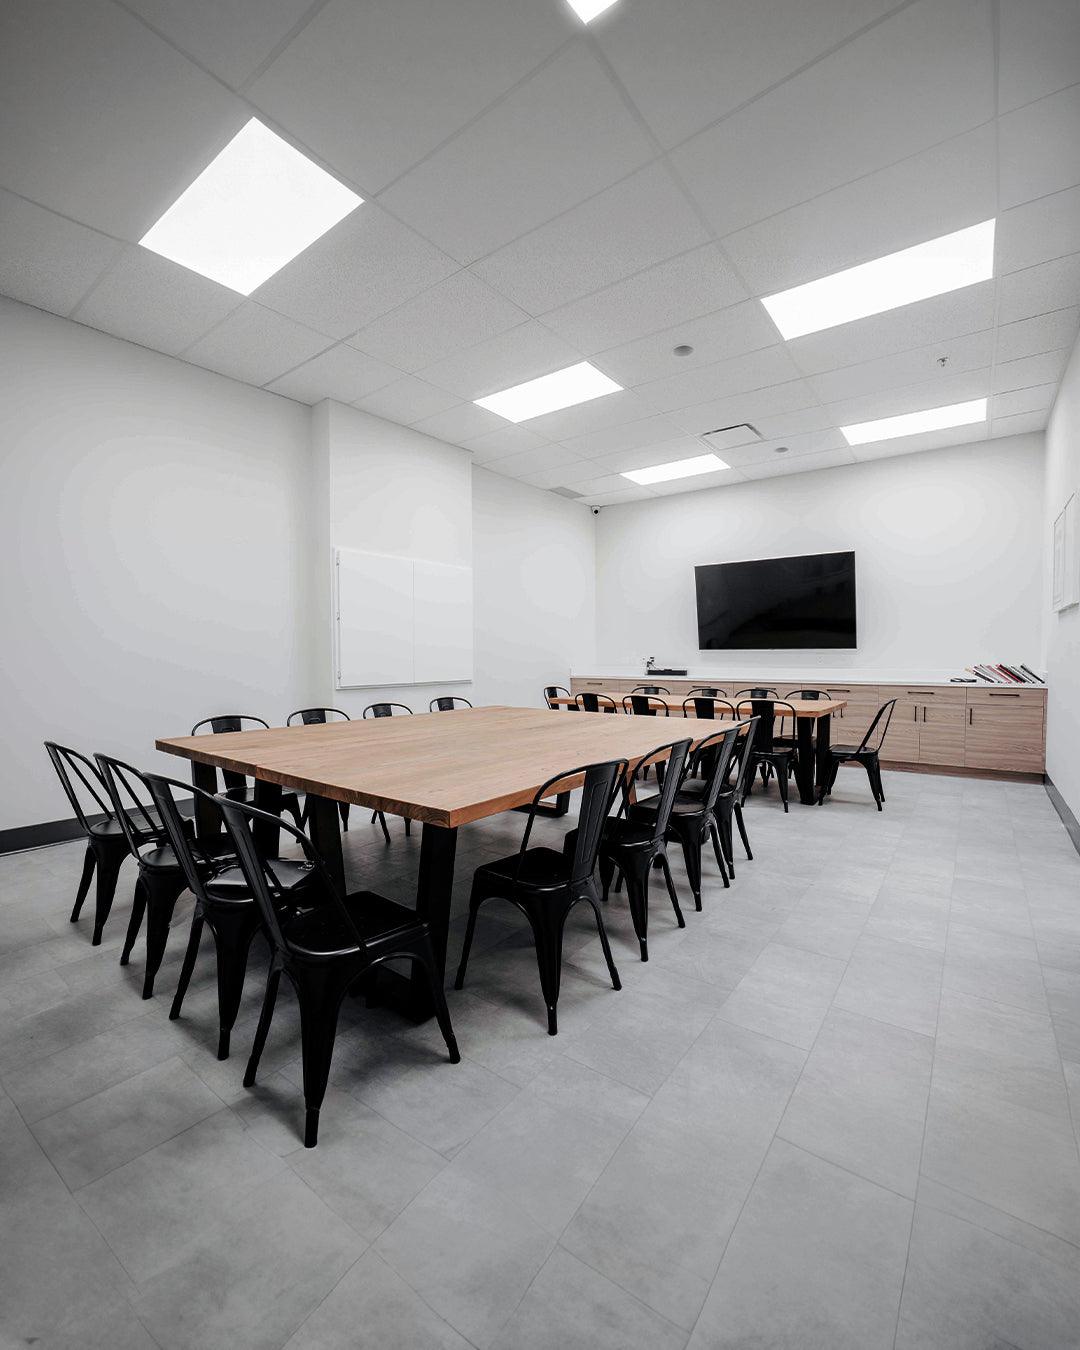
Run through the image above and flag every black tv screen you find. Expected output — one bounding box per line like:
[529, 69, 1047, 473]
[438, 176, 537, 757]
[695, 551, 857, 650]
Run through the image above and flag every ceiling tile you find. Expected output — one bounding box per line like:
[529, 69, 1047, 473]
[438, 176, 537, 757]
[990, 384, 1057, 418]
[998, 0, 1080, 113]
[352, 375, 461, 424]
[647, 466, 746, 496]
[350, 272, 527, 373]
[806, 330, 994, 406]
[583, 487, 656, 506]
[596, 0, 900, 150]
[752, 404, 841, 440]
[996, 185, 1080, 275]
[558, 414, 688, 459]
[668, 379, 823, 437]
[520, 457, 596, 490]
[824, 368, 991, 426]
[265, 344, 400, 404]
[991, 349, 1070, 394]
[471, 162, 708, 314]
[847, 423, 988, 461]
[462, 424, 550, 463]
[480, 442, 584, 479]
[998, 84, 1080, 210]
[740, 447, 857, 479]
[994, 309, 1080, 364]
[541, 245, 749, 353]
[566, 472, 637, 498]
[671, 0, 995, 238]
[635, 345, 806, 414]
[590, 437, 709, 475]
[720, 124, 997, 296]
[378, 42, 655, 263]
[409, 402, 508, 446]
[995, 253, 1080, 324]
[990, 410, 1050, 438]
[182, 303, 330, 385]
[0, 0, 247, 239]
[716, 428, 847, 468]
[593, 300, 780, 389]
[120, 0, 319, 89]
[0, 190, 122, 317]
[72, 248, 241, 356]
[254, 205, 458, 340]
[417, 320, 580, 400]
[786, 283, 996, 377]
[521, 389, 656, 441]
[248, 0, 569, 194]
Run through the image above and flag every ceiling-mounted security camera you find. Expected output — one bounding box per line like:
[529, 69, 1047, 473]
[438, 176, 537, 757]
[592, 506, 601, 515]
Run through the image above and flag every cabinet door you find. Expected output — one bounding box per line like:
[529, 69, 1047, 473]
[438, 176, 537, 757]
[878, 696, 920, 761]
[918, 704, 966, 765]
[965, 699, 1045, 772]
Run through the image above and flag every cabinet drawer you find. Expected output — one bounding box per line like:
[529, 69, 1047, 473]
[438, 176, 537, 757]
[882, 685, 968, 705]
[967, 687, 1045, 708]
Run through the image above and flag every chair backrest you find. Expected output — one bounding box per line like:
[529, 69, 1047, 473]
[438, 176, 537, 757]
[682, 696, 736, 720]
[514, 759, 627, 888]
[634, 739, 692, 845]
[144, 773, 217, 906]
[727, 717, 759, 796]
[94, 753, 168, 858]
[430, 696, 472, 712]
[575, 691, 618, 714]
[734, 688, 779, 700]
[786, 689, 830, 701]
[286, 707, 350, 726]
[622, 693, 669, 716]
[688, 686, 720, 698]
[191, 714, 270, 736]
[216, 794, 363, 958]
[631, 684, 670, 695]
[363, 703, 413, 718]
[693, 725, 742, 815]
[543, 685, 571, 709]
[858, 699, 898, 754]
[44, 742, 115, 834]
[739, 698, 795, 752]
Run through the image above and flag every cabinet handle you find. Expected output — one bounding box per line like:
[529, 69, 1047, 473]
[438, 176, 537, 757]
[968, 707, 973, 725]
[913, 706, 918, 722]
[922, 706, 927, 722]
[987, 691, 1020, 697]
[907, 690, 936, 696]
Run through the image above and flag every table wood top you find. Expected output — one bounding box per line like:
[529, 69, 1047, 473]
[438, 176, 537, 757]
[157, 705, 748, 829]
[550, 693, 846, 718]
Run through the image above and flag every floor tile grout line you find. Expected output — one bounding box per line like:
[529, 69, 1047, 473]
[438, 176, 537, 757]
[914, 1172, 1080, 1265]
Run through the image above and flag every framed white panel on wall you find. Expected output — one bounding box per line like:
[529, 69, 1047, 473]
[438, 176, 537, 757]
[1052, 493, 1079, 612]
[334, 548, 473, 687]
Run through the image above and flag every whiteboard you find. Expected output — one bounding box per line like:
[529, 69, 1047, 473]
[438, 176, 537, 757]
[335, 548, 472, 688]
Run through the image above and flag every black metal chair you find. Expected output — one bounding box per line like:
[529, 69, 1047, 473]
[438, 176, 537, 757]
[190, 716, 303, 828]
[734, 688, 780, 699]
[454, 758, 627, 1035]
[362, 704, 413, 841]
[786, 689, 831, 700]
[544, 685, 575, 711]
[820, 700, 897, 810]
[596, 739, 691, 962]
[575, 692, 619, 714]
[627, 725, 740, 911]
[738, 697, 795, 811]
[146, 773, 317, 1060]
[95, 754, 208, 999]
[287, 708, 352, 833]
[622, 693, 670, 716]
[217, 795, 460, 1148]
[45, 742, 134, 945]
[680, 718, 759, 876]
[687, 686, 722, 698]
[681, 696, 737, 720]
[630, 685, 670, 696]
[430, 696, 472, 711]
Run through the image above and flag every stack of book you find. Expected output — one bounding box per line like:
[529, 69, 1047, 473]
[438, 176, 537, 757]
[966, 664, 1045, 684]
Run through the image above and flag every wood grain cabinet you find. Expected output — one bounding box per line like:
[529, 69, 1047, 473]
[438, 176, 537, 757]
[965, 689, 1046, 773]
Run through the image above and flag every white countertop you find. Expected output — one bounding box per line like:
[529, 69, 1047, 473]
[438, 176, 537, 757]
[571, 667, 1047, 688]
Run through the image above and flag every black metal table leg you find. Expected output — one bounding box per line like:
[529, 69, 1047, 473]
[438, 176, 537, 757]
[814, 713, 832, 803]
[795, 716, 817, 805]
[411, 823, 459, 1014]
[191, 762, 220, 843]
[252, 781, 282, 857]
[305, 792, 345, 891]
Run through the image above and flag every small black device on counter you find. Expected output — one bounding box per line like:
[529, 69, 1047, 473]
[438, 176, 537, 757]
[646, 667, 688, 676]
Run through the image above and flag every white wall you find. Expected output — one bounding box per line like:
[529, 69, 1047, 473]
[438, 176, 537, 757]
[594, 434, 1046, 678]
[472, 467, 596, 707]
[0, 297, 318, 833]
[1044, 333, 1080, 820]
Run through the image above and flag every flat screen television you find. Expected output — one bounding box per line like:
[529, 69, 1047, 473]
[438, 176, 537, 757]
[694, 551, 857, 650]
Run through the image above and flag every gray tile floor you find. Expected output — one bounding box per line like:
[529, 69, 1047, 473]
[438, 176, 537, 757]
[3, 768, 1080, 1349]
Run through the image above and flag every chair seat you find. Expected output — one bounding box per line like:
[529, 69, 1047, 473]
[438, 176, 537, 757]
[475, 846, 571, 891]
[90, 810, 194, 843]
[828, 744, 874, 759]
[564, 817, 655, 857]
[136, 844, 184, 872]
[628, 795, 706, 824]
[282, 889, 419, 958]
[205, 858, 316, 902]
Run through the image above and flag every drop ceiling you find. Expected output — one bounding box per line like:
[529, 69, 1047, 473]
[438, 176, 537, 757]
[1, 0, 1078, 504]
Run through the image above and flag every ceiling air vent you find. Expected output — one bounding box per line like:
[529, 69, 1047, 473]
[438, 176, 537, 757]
[700, 423, 762, 452]
[552, 486, 584, 499]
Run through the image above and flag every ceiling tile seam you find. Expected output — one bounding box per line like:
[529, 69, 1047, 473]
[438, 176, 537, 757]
[171, 298, 334, 361]
[255, 338, 401, 395]
[236, 0, 342, 94]
[996, 74, 1080, 121]
[64, 245, 133, 322]
[789, 322, 1000, 384]
[345, 270, 532, 352]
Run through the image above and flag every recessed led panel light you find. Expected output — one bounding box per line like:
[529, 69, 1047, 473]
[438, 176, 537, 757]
[140, 118, 363, 295]
[475, 362, 622, 423]
[761, 219, 995, 340]
[841, 398, 987, 446]
[622, 453, 730, 485]
[567, 0, 620, 22]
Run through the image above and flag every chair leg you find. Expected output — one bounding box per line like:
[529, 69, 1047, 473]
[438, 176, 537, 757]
[210, 910, 261, 1060]
[374, 810, 391, 843]
[579, 895, 621, 991]
[453, 885, 484, 990]
[777, 760, 790, 813]
[244, 966, 281, 1087]
[90, 840, 127, 945]
[710, 822, 730, 888]
[169, 911, 205, 1021]
[620, 852, 652, 961]
[140, 871, 187, 999]
[339, 802, 350, 832]
[404, 817, 411, 838]
[70, 845, 96, 923]
[599, 853, 615, 902]
[734, 802, 753, 861]
[673, 823, 703, 912]
[658, 852, 685, 928]
[524, 900, 570, 1036]
[296, 966, 351, 1147]
[717, 810, 734, 874]
[411, 944, 461, 1064]
[119, 879, 147, 966]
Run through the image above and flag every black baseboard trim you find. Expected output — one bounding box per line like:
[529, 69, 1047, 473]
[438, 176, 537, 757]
[1, 800, 195, 856]
[1045, 776, 1080, 858]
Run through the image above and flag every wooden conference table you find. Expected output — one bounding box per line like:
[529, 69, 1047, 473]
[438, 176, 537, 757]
[157, 705, 738, 1020]
[548, 692, 846, 806]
